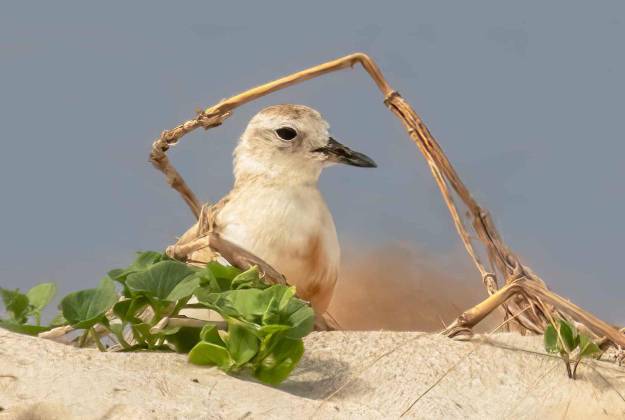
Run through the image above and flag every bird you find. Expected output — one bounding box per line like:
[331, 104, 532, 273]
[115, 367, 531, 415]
[176, 104, 376, 316]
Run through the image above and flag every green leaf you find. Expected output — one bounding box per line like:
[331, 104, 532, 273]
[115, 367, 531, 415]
[26, 282, 57, 313]
[108, 251, 171, 284]
[189, 341, 234, 370]
[278, 286, 296, 310]
[200, 324, 224, 344]
[193, 262, 243, 292]
[0, 319, 52, 336]
[254, 337, 304, 385]
[126, 261, 198, 302]
[579, 334, 601, 358]
[558, 320, 577, 352]
[218, 329, 230, 346]
[227, 323, 259, 366]
[166, 326, 202, 353]
[261, 296, 281, 326]
[196, 287, 267, 321]
[259, 324, 291, 335]
[107, 268, 125, 282]
[130, 322, 154, 346]
[279, 299, 314, 340]
[0, 288, 30, 323]
[108, 321, 125, 338]
[192, 267, 217, 288]
[196, 285, 315, 340]
[262, 286, 314, 339]
[231, 266, 267, 290]
[260, 286, 296, 326]
[60, 277, 118, 329]
[206, 262, 241, 282]
[544, 324, 559, 353]
[166, 276, 201, 302]
[112, 297, 148, 323]
[50, 312, 67, 326]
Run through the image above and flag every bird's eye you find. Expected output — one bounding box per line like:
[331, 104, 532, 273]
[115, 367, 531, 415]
[275, 127, 297, 141]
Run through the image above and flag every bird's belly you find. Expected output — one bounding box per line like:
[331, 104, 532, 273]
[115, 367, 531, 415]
[217, 188, 339, 311]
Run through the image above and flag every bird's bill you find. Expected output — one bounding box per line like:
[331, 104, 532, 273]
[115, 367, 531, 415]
[313, 137, 377, 168]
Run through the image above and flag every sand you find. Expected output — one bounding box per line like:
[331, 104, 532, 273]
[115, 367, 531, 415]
[1, 329, 624, 419]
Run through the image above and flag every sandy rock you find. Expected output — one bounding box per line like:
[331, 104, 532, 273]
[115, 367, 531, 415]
[1, 329, 624, 419]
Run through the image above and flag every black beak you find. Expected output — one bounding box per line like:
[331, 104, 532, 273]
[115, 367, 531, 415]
[312, 137, 377, 168]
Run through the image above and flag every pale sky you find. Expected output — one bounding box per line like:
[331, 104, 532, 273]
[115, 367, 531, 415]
[1, 1, 624, 323]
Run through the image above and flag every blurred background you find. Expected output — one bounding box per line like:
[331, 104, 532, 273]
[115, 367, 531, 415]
[1, 1, 624, 329]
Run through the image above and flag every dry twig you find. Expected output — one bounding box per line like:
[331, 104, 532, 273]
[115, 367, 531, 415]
[150, 53, 625, 349]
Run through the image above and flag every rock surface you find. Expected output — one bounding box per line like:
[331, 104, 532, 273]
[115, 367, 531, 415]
[1, 329, 624, 419]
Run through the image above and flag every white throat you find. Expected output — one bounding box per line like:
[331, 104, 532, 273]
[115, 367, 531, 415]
[233, 143, 323, 188]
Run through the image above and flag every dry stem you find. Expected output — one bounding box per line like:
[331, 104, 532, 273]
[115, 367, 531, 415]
[150, 53, 624, 348]
[165, 232, 286, 285]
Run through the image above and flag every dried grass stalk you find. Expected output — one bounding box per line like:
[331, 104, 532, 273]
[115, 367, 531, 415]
[149, 53, 625, 348]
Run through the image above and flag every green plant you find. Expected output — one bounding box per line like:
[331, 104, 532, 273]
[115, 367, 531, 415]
[0, 251, 314, 385]
[544, 319, 601, 379]
[190, 280, 312, 385]
[0, 282, 59, 335]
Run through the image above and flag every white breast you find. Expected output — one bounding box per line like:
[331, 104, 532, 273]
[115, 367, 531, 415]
[216, 184, 340, 312]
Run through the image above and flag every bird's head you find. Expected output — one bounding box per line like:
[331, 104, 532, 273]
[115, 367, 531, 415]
[234, 104, 376, 185]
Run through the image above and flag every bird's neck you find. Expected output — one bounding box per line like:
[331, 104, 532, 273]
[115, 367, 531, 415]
[233, 153, 322, 189]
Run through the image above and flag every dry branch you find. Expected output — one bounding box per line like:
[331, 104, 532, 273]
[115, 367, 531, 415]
[150, 53, 625, 349]
[165, 232, 286, 285]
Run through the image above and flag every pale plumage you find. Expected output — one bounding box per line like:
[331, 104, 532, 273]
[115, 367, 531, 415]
[178, 104, 376, 314]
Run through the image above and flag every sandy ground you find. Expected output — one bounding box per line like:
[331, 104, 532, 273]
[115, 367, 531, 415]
[1, 329, 624, 419]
